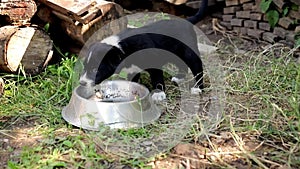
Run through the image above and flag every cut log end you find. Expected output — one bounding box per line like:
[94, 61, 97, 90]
[0, 26, 53, 75]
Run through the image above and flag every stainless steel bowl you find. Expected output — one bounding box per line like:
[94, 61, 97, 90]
[62, 80, 161, 130]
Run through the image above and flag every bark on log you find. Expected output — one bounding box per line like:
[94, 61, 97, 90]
[0, 0, 37, 26]
[0, 26, 53, 75]
[0, 77, 4, 97]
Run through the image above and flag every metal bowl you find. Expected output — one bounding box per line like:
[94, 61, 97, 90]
[62, 80, 161, 130]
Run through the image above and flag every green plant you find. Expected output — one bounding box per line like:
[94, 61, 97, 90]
[260, 0, 299, 28]
[118, 127, 151, 138]
[120, 158, 152, 168]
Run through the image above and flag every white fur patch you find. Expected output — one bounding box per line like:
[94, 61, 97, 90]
[86, 51, 93, 63]
[79, 72, 95, 86]
[190, 87, 202, 95]
[101, 35, 121, 48]
[171, 77, 184, 83]
[151, 91, 166, 102]
[122, 65, 143, 74]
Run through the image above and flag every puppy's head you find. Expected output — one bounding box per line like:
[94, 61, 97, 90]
[79, 42, 124, 86]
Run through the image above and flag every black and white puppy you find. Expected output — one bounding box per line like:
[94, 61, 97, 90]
[80, 0, 208, 101]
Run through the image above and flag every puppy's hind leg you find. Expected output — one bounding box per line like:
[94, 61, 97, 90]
[188, 59, 204, 95]
[148, 69, 166, 102]
[171, 62, 187, 84]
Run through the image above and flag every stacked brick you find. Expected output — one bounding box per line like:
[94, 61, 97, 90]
[221, 0, 300, 45]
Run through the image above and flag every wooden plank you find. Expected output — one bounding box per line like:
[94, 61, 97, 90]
[39, 0, 97, 24]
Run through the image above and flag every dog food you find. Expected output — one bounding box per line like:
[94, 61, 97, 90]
[90, 88, 140, 102]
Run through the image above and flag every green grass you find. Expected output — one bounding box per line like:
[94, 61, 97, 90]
[1, 56, 76, 128]
[227, 53, 299, 140]
[218, 45, 300, 168]
[1, 56, 125, 168]
[1, 42, 300, 168]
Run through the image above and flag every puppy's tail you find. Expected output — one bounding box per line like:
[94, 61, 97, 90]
[186, 0, 208, 24]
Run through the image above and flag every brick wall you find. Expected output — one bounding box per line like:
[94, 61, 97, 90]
[221, 0, 300, 46]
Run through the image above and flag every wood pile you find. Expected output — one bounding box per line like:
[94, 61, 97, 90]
[221, 0, 300, 45]
[0, 0, 125, 75]
[36, 0, 126, 45]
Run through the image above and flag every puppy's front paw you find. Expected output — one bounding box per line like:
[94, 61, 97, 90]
[171, 77, 184, 84]
[191, 87, 202, 95]
[151, 91, 166, 102]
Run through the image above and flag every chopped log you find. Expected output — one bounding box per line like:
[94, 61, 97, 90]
[0, 0, 37, 26]
[0, 26, 53, 75]
[0, 26, 19, 72]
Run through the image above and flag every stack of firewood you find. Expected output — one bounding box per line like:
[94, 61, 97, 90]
[0, 0, 125, 75]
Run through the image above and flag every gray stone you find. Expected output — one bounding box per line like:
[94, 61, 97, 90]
[247, 28, 264, 39]
[286, 31, 295, 42]
[243, 2, 254, 10]
[225, 0, 240, 6]
[222, 15, 235, 22]
[244, 20, 257, 28]
[278, 17, 294, 29]
[233, 26, 247, 35]
[231, 18, 244, 26]
[240, 0, 253, 3]
[295, 26, 300, 33]
[272, 0, 285, 9]
[236, 11, 251, 19]
[250, 13, 262, 20]
[273, 27, 287, 39]
[289, 10, 300, 20]
[258, 22, 271, 31]
[224, 6, 241, 14]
